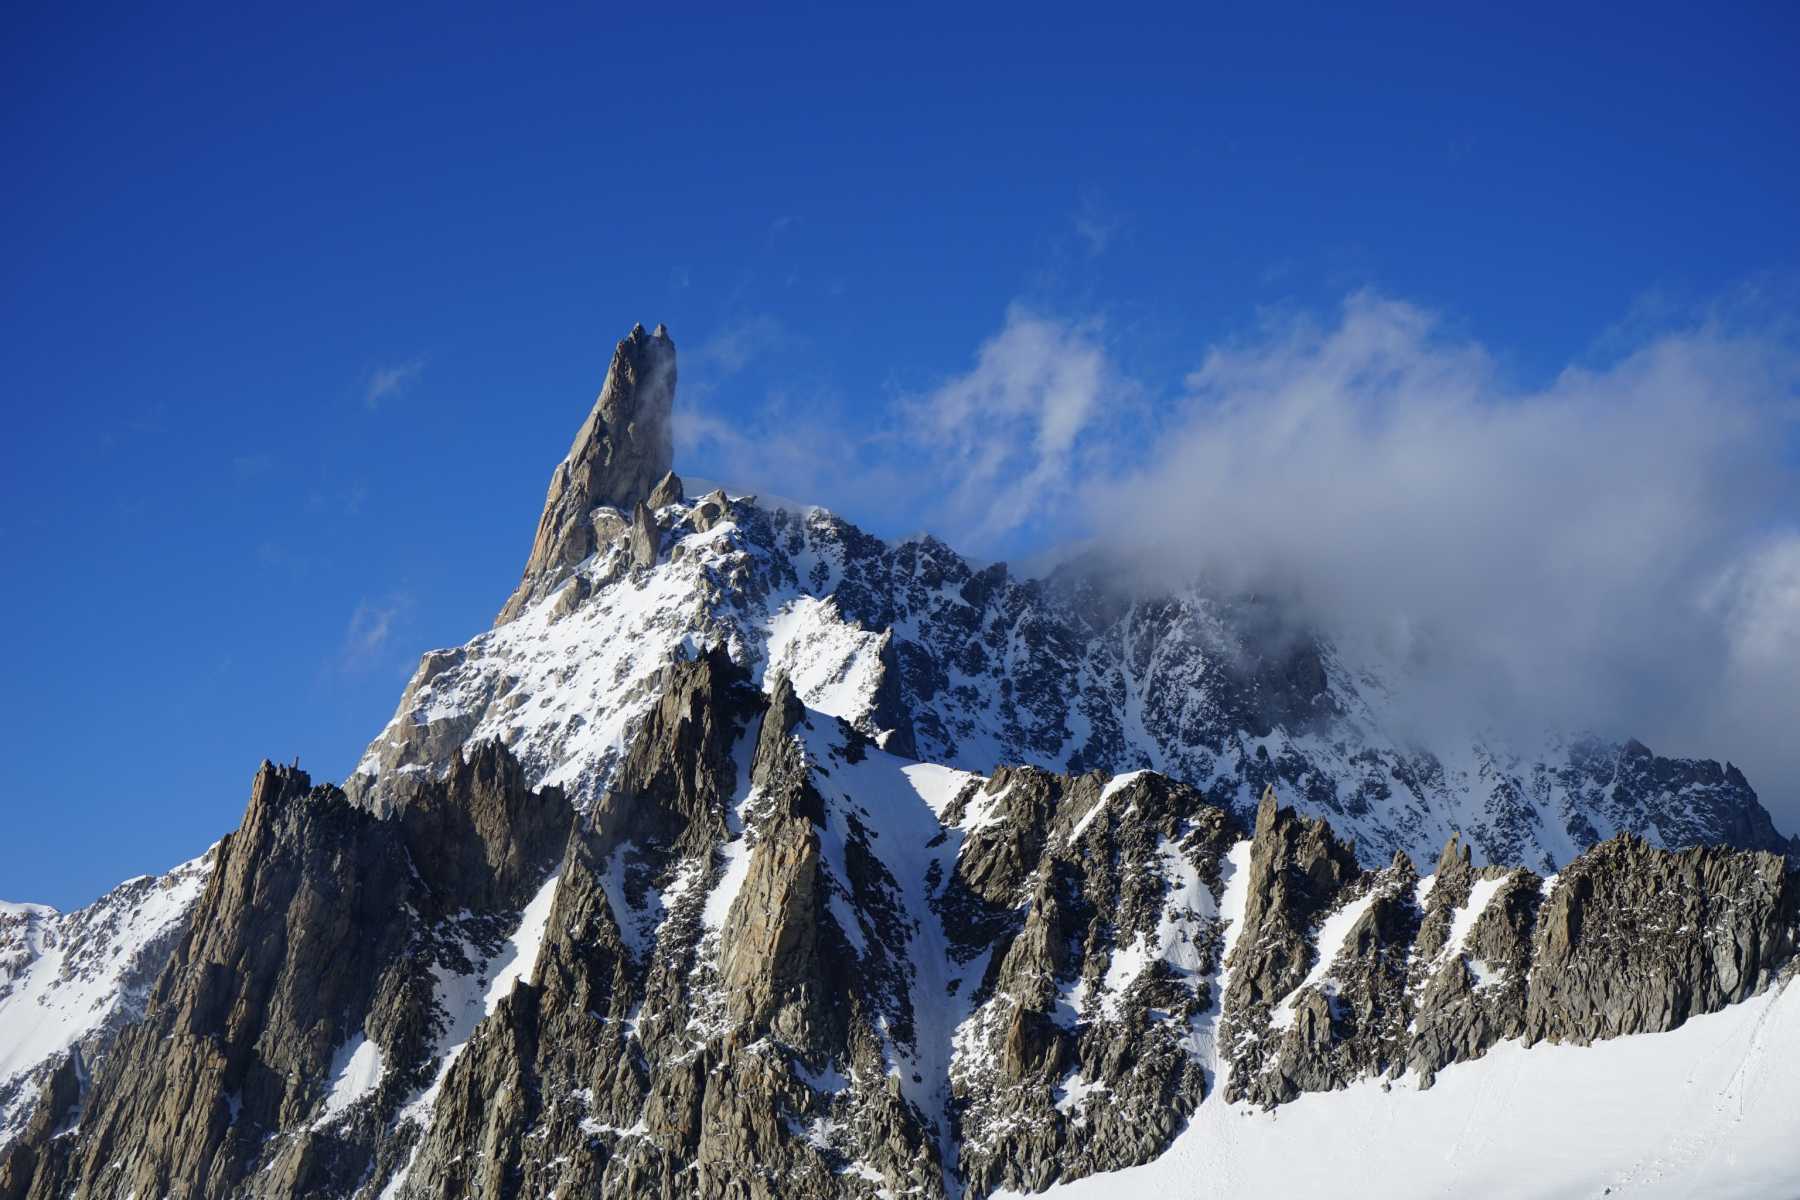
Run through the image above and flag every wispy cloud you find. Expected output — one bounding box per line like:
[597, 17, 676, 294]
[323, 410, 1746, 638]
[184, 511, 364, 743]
[676, 389, 916, 520]
[1071, 193, 1120, 258]
[679, 308, 1131, 550]
[364, 358, 425, 410]
[337, 593, 413, 673]
[697, 314, 788, 377]
[904, 306, 1135, 547]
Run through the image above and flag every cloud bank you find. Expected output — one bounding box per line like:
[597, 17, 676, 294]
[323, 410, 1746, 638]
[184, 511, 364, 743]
[1087, 296, 1798, 789]
[680, 294, 1800, 821]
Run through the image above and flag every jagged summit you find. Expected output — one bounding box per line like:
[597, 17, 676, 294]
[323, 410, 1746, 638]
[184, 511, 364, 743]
[497, 322, 677, 624]
[11, 676, 1796, 1199]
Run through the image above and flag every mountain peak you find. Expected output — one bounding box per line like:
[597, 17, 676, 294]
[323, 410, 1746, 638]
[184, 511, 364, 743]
[497, 323, 677, 624]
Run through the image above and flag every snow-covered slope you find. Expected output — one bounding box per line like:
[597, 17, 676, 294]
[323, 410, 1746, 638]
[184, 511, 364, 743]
[1000, 968, 1800, 1200]
[0, 849, 214, 1146]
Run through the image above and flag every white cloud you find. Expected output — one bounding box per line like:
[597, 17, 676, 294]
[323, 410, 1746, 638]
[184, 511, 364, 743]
[1079, 292, 1800, 811]
[697, 315, 787, 377]
[338, 594, 413, 672]
[904, 306, 1131, 547]
[1071, 193, 1120, 257]
[364, 359, 425, 409]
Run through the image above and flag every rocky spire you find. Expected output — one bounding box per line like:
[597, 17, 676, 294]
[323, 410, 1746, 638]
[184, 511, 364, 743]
[496, 322, 676, 624]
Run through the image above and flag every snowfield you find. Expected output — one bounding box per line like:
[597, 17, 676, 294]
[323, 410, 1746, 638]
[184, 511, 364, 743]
[0, 849, 215, 1146]
[998, 973, 1800, 1200]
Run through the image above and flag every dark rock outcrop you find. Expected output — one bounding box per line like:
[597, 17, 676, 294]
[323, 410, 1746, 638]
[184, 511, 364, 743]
[0, 1052, 82, 1200]
[628, 501, 659, 569]
[1, 750, 571, 1200]
[646, 469, 684, 510]
[497, 323, 676, 624]
[942, 768, 1239, 1196]
[1220, 791, 1798, 1109]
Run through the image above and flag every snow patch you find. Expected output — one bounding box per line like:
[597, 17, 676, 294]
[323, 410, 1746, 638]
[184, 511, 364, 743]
[1444, 875, 1509, 959]
[1069, 770, 1149, 842]
[399, 871, 560, 1125]
[1270, 889, 1380, 1030]
[316, 1034, 384, 1123]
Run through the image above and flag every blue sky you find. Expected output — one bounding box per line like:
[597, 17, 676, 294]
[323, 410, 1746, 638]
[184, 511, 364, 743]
[4, 4, 1797, 908]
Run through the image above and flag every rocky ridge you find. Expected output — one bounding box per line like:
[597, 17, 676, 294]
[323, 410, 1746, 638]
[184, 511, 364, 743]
[497, 322, 676, 625]
[4, 671, 1795, 1199]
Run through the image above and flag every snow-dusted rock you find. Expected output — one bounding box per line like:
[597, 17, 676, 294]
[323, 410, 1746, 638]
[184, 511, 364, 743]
[354, 483, 1792, 879]
[0, 850, 213, 1149]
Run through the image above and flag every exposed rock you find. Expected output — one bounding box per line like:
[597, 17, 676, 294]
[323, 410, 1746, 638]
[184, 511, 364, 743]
[391, 739, 574, 916]
[2, 749, 570, 1200]
[0, 1051, 82, 1200]
[1219, 798, 1798, 1111]
[6, 680, 1795, 1200]
[548, 573, 591, 622]
[1524, 835, 1794, 1044]
[497, 323, 676, 624]
[0, 851, 213, 1151]
[689, 487, 729, 534]
[629, 501, 659, 569]
[866, 629, 918, 759]
[1219, 784, 1367, 1105]
[944, 767, 1237, 1196]
[647, 469, 684, 510]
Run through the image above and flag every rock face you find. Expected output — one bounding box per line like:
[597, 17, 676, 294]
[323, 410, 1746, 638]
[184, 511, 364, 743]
[497, 322, 676, 624]
[5, 322, 1798, 1199]
[0, 750, 571, 1200]
[1217, 791, 1797, 1109]
[6, 679, 1796, 1200]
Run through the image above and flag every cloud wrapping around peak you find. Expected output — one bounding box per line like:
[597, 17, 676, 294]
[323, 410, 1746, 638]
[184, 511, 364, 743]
[681, 290, 1800, 820]
[1100, 293, 1783, 611]
[1084, 292, 1799, 812]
